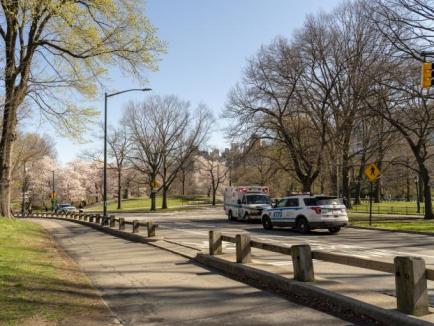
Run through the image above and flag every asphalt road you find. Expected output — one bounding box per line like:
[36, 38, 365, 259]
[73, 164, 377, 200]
[116, 207, 434, 308]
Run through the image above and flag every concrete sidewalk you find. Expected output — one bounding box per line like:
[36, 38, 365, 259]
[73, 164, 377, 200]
[32, 219, 349, 326]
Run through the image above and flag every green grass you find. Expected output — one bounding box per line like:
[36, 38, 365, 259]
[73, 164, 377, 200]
[351, 220, 434, 232]
[350, 200, 426, 215]
[0, 218, 107, 325]
[86, 195, 219, 212]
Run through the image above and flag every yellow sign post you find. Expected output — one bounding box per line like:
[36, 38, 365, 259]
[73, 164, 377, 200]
[364, 163, 381, 226]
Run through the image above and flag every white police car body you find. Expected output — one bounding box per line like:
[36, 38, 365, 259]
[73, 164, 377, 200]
[261, 195, 348, 234]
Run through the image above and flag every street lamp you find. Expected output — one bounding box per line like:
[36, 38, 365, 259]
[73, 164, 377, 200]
[103, 88, 152, 221]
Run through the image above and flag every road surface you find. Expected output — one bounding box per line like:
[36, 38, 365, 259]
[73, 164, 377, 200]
[116, 207, 434, 307]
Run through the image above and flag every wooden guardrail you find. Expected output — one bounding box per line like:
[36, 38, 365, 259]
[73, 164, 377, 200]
[17, 212, 158, 238]
[209, 230, 431, 317]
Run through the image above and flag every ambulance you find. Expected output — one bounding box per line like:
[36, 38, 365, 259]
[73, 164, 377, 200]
[224, 186, 272, 221]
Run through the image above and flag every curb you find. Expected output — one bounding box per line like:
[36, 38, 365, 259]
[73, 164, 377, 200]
[349, 225, 434, 236]
[195, 253, 432, 326]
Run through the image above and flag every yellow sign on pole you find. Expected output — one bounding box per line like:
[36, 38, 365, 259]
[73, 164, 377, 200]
[364, 163, 381, 183]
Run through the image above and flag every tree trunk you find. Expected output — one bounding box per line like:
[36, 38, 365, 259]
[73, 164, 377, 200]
[406, 172, 410, 201]
[419, 175, 424, 203]
[162, 187, 168, 209]
[0, 100, 19, 218]
[117, 170, 122, 210]
[150, 191, 156, 211]
[354, 156, 367, 205]
[212, 189, 216, 206]
[341, 155, 352, 209]
[419, 165, 433, 220]
[374, 161, 383, 203]
[181, 171, 186, 196]
[301, 179, 313, 193]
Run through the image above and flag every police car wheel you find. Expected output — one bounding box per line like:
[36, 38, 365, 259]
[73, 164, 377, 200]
[328, 227, 341, 234]
[262, 216, 273, 230]
[296, 217, 310, 234]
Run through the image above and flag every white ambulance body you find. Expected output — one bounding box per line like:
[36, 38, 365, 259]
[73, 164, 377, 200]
[224, 186, 272, 221]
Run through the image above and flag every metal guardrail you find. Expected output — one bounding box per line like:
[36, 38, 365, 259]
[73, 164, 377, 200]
[209, 230, 432, 317]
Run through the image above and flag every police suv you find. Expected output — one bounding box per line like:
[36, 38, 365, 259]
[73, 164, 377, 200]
[261, 195, 348, 234]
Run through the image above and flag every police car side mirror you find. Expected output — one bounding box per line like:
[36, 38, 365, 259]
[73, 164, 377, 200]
[237, 199, 241, 205]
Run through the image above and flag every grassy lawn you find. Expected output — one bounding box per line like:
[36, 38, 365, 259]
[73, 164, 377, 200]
[86, 195, 219, 212]
[351, 219, 434, 232]
[0, 218, 110, 325]
[350, 200, 426, 215]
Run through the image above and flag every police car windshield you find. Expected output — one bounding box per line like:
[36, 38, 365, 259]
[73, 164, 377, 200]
[246, 195, 271, 204]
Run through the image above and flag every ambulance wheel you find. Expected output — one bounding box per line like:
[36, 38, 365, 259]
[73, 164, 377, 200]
[328, 227, 341, 234]
[228, 210, 235, 221]
[296, 217, 310, 234]
[262, 216, 273, 230]
[244, 212, 250, 222]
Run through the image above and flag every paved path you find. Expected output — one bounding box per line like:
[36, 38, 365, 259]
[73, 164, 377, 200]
[32, 219, 348, 326]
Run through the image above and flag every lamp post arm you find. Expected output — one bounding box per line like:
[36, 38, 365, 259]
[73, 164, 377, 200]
[106, 88, 152, 98]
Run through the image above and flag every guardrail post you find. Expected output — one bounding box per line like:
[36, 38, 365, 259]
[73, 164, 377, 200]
[209, 230, 222, 255]
[109, 215, 115, 227]
[119, 218, 125, 231]
[132, 220, 139, 233]
[394, 256, 429, 316]
[291, 245, 315, 282]
[78, 213, 83, 221]
[147, 222, 156, 237]
[236, 233, 251, 263]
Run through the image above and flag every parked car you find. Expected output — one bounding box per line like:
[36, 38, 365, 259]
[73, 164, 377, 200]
[261, 195, 348, 234]
[55, 203, 77, 213]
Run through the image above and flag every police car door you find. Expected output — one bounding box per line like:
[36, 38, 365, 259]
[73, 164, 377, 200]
[284, 198, 299, 226]
[271, 199, 288, 224]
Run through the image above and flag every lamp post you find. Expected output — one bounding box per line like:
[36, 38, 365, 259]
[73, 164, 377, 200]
[103, 88, 152, 221]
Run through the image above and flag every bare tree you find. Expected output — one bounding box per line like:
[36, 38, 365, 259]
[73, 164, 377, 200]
[367, 0, 434, 218]
[225, 38, 327, 192]
[200, 150, 228, 206]
[124, 96, 211, 210]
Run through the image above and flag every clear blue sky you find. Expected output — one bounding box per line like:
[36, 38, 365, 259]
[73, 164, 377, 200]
[40, 0, 341, 165]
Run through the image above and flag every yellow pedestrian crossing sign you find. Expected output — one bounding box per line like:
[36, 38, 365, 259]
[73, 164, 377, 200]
[364, 163, 381, 182]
